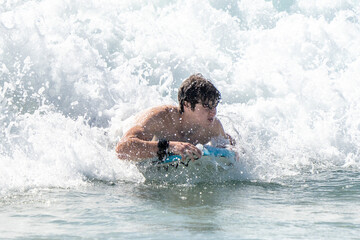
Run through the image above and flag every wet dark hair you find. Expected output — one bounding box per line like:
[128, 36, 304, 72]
[178, 73, 221, 114]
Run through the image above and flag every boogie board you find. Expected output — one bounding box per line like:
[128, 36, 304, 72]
[136, 145, 238, 182]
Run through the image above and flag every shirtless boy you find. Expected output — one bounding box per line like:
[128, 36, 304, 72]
[116, 73, 234, 162]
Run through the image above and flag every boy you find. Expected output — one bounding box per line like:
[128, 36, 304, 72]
[116, 73, 234, 161]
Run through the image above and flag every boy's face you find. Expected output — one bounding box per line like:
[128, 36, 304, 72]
[184, 102, 217, 126]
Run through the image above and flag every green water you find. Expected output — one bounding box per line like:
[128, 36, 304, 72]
[1, 170, 359, 239]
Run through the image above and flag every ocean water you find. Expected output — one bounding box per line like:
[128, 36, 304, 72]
[1, 0, 360, 239]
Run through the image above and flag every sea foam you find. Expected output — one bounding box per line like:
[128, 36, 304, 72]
[1, 0, 360, 192]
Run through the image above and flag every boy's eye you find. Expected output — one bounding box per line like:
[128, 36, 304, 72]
[203, 104, 214, 109]
[201, 99, 220, 110]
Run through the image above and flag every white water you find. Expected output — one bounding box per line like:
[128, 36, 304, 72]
[1, 0, 360, 194]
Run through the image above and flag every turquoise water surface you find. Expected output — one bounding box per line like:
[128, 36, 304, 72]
[2, 171, 360, 239]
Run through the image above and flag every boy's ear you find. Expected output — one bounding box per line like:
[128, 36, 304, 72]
[184, 101, 190, 108]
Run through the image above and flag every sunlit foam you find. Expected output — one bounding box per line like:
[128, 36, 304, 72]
[1, 0, 360, 192]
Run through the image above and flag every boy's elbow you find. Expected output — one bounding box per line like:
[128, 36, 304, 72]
[115, 142, 123, 154]
[115, 141, 129, 159]
[115, 138, 139, 160]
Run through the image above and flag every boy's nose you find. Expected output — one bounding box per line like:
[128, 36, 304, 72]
[208, 108, 217, 116]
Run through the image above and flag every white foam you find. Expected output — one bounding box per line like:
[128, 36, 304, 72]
[0, 107, 144, 194]
[1, 0, 360, 190]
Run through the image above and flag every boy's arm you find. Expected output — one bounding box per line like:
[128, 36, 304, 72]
[116, 108, 201, 161]
[116, 125, 159, 161]
[116, 127, 202, 161]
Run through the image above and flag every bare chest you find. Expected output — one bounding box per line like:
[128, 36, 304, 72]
[172, 127, 213, 145]
[152, 112, 215, 144]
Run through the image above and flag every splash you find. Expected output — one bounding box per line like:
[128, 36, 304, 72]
[1, 0, 360, 192]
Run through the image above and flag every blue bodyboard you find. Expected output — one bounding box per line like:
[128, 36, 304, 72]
[158, 145, 235, 165]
